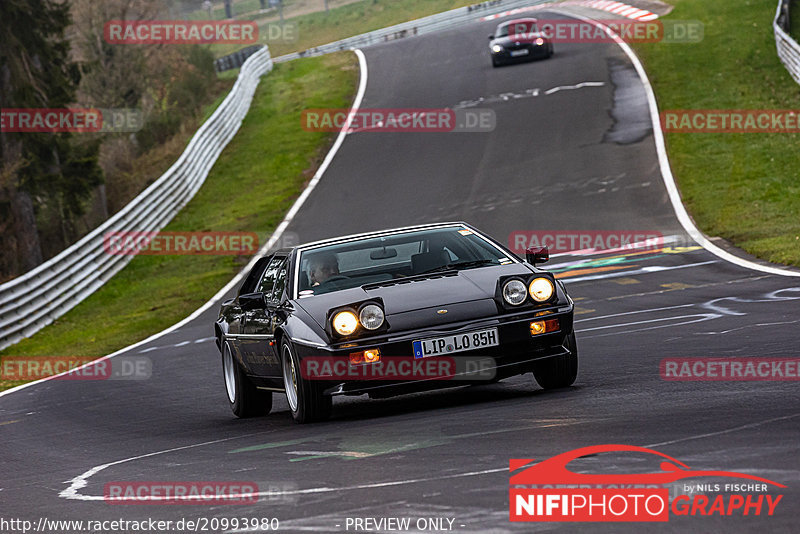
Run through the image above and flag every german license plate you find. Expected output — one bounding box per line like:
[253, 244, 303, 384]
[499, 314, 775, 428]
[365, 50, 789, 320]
[413, 328, 499, 359]
[510, 49, 529, 57]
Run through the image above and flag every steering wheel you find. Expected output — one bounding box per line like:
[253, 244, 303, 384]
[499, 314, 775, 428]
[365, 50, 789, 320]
[322, 275, 351, 284]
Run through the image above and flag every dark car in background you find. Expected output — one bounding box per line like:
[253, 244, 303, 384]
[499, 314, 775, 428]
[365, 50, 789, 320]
[489, 18, 554, 67]
[215, 222, 577, 423]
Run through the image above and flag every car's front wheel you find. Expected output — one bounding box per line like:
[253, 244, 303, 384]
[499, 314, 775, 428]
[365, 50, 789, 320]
[281, 340, 332, 423]
[222, 342, 272, 418]
[532, 331, 578, 389]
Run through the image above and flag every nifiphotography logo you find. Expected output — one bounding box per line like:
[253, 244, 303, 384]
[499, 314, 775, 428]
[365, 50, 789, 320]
[509, 445, 785, 522]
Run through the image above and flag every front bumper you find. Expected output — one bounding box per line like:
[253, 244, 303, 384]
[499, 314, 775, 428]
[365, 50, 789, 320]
[492, 44, 550, 62]
[293, 306, 574, 398]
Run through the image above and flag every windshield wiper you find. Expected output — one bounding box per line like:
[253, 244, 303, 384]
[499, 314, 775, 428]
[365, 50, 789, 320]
[418, 259, 497, 274]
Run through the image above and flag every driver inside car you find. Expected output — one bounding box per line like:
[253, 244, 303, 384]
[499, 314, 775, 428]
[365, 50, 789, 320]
[308, 253, 340, 286]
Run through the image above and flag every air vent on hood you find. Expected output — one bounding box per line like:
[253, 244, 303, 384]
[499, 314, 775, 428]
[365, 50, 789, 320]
[361, 271, 459, 291]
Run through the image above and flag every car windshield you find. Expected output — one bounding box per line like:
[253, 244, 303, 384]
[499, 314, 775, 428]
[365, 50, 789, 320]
[296, 226, 514, 296]
[496, 21, 538, 37]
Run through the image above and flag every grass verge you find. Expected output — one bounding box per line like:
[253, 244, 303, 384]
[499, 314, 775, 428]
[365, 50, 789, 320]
[633, 0, 800, 266]
[105, 79, 232, 213]
[0, 51, 358, 390]
[211, 0, 496, 57]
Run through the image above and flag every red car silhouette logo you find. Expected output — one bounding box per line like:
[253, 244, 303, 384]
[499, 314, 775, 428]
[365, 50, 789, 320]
[510, 444, 785, 487]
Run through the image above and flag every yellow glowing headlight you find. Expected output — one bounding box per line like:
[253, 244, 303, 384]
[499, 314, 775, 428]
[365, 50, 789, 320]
[530, 321, 546, 335]
[528, 277, 555, 302]
[530, 318, 560, 336]
[332, 311, 359, 335]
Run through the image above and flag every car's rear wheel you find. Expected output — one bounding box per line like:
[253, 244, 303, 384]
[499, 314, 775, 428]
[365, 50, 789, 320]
[281, 340, 332, 423]
[222, 342, 272, 418]
[532, 331, 578, 389]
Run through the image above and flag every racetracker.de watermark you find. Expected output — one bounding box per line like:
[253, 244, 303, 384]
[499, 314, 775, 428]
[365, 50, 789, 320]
[0, 355, 151, 381]
[505, 19, 703, 43]
[103, 482, 259, 505]
[103, 231, 259, 256]
[1, 108, 143, 133]
[300, 356, 496, 381]
[509, 231, 665, 255]
[661, 110, 800, 132]
[301, 108, 496, 133]
[262, 22, 298, 43]
[104, 20, 258, 44]
[661, 358, 800, 381]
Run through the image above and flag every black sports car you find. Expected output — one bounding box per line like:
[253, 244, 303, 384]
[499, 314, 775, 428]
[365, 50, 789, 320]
[215, 223, 577, 423]
[489, 18, 554, 67]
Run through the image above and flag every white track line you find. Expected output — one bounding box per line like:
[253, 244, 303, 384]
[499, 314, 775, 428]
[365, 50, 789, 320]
[61, 412, 800, 502]
[62, 461, 507, 502]
[559, 11, 800, 278]
[0, 49, 369, 400]
[560, 260, 718, 283]
[63, 420, 586, 501]
[645, 413, 800, 449]
[59, 436, 254, 501]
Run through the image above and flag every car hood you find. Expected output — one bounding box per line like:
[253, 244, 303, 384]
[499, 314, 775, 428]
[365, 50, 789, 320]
[294, 263, 535, 331]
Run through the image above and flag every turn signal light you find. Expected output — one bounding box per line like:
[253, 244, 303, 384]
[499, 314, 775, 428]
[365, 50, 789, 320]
[349, 348, 381, 365]
[530, 318, 560, 336]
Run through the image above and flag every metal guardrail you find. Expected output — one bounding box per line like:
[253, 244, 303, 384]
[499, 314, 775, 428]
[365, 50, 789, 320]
[774, 0, 800, 84]
[0, 46, 274, 351]
[0, 0, 548, 351]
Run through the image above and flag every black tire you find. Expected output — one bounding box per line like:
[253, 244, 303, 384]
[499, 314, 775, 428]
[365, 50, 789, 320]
[532, 331, 578, 389]
[222, 342, 273, 418]
[492, 57, 500, 67]
[281, 340, 332, 424]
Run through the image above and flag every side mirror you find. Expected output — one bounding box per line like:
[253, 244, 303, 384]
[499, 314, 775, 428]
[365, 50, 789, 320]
[525, 246, 549, 265]
[488, 35, 494, 40]
[239, 292, 266, 311]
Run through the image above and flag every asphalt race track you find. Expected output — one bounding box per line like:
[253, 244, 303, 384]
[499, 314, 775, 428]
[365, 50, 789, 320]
[2, 10, 800, 534]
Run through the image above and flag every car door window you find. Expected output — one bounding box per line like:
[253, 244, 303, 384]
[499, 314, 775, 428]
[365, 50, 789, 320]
[269, 261, 288, 303]
[257, 256, 284, 294]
